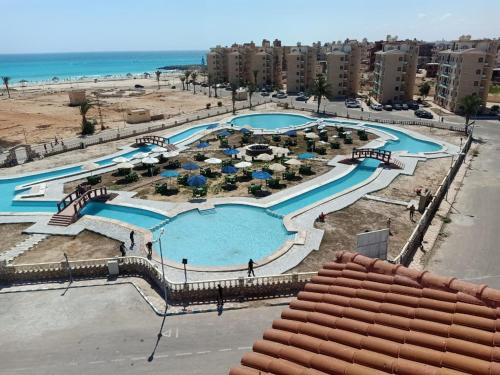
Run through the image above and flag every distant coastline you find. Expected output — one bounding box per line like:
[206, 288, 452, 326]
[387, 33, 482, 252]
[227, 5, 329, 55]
[0, 50, 206, 85]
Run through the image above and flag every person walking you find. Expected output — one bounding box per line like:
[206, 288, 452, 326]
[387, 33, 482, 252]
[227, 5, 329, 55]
[386, 217, 393, 236]
[119, 242, 126, 257]
[146, 241, 153, 260]
[247, 258, 256, 277]
[217, 284, 224, 306]
[129, 230, 135, 249]
[409, 204, 416, 221]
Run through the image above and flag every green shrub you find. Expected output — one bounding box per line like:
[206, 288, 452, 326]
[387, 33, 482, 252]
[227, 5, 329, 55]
[194, 153, 207, 161]
[316, 147, 327, 155]
[81, 121, 95, 135]
[217, 101, 223, 107]
[283, 103, 289, 109]
[86, 175, 101, 185]
[330, 141, 341, 149]
[124, 172, 139, 183]
[492, 105, 499, 112]
[206, 103, 211, 109]
[344, 137, 353, 144]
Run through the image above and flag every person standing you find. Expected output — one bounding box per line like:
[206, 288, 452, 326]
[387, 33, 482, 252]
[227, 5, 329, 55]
[409, 205, 416, 221]
[119, 242, 126, 257]
[129, 230, 135, 249]
[217, 284, 224, 306]
[386, 217, 393, 236]
[146, 241, 153, 260]
[247, 259, 256, 277]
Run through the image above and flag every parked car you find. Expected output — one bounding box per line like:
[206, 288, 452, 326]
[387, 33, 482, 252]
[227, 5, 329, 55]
[415, 109, 434, 119]
[260, 91, 270, 97]
[345, 99, 360, 108]
[134, 84, 144, 89]
[276, 93, 288, 99]
[407, 101, 419, 110]
[370, 103, 383, 111]
[201, 83, 208, 87]
[402, 104, 409, 110]
[296, 95, 309, 101]
[393, 103, 403, 110]
[383, 105, 393, 111]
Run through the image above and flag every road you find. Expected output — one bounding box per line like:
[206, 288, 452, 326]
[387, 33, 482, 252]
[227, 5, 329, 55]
[425, 119, 500, 288]
[0, 284, 282, 375]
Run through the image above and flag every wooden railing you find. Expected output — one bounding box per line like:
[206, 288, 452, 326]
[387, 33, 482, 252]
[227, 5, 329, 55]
[352, 148, 392, 164]
[71, 187, 108, 221]
[56, 183, 91, 212]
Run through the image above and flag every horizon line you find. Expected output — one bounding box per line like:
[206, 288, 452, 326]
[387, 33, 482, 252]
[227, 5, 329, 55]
[0, 49, 209, 56]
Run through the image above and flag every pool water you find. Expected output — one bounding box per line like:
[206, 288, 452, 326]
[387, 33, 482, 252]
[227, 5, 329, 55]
[230, 113, 312, 130]
[166, 123, 218, 144]
[152, 204, 294, 267]
[81, 202, 167, 228]
[364, 124, 442, 153]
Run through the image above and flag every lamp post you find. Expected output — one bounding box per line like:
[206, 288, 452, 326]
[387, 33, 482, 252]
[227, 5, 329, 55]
[156, 228, 168, 337]
[182, 258, 188, 283]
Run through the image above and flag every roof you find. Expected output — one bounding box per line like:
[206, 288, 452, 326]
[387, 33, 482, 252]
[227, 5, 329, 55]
[229, 251, 500, 375]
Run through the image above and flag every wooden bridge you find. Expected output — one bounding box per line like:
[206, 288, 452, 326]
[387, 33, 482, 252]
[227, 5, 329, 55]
[135, 135, 178, 151]
[349, 148, 404, 169]
[48, 187, 109, 226]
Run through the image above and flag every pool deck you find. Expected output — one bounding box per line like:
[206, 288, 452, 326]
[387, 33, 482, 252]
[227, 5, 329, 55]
[0, 114, 460, 282]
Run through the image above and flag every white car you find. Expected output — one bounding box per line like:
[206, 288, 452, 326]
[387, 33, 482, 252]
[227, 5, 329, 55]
[370, 103, 383, 111]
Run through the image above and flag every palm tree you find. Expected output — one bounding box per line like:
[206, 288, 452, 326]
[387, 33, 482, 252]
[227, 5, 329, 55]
[247, 81, 257, 109]
[184, 70, 192, 90]
[207, 73, 213, 98]
[419, 82, 431, 99]
[252, 70, 259, 88]
[191, 71, 198, 94]
[155, 70, 162, 89]
[79, 100, 94, 135]
[180, 76, 186, 90]
[230, 82, 238, 114]
[213, 78, 219, 98]
[2, 76, 11, 98]
[459, 94, 483, 129]
[310, 74, 331, 113]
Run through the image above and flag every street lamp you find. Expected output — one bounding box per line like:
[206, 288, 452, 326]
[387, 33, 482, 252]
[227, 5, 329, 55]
[182, 258, 188, 283]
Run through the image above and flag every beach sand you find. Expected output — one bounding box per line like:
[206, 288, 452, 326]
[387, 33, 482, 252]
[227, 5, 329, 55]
[0, 75, 230, 149]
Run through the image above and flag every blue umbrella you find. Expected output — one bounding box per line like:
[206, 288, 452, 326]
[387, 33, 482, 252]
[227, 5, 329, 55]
[187, 174, 207, 187]
[240, 128, 252, 134]
[285, 130, 297, 137]
[252, 170, 272, 180]
[196, 141, 209, 149]
[206, 124, 218, 129]
[218, 129, 231, 138]
[223, 148, 240, 156]
[160, 170, 180, 178]
[221, 165, 239, 174]
[182, 162, 200, 171]
[298, 152, 316, 160]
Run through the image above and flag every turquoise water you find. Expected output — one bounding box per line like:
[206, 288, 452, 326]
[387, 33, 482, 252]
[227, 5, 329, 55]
[166, 123, 217, 144]
[152, 205, 294, 267]
[364, 124, 442, 153]
[230, 113, 312, 129]
[271, 158, 381, 216]
[81, 202, 167, 229]
[0, 51, 206, 83]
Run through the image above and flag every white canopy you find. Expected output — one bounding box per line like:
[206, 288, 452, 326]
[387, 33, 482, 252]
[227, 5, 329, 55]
[151, 146, 167, 153]
[234, 161, 252, 168]
[204, 157, 222, 165]
[132, 152, 150, 159]
[81, 162, 99, 171]
[285, 158, 302, 166]
[142, 157, 159, 164]
[305, 132, 320, 139]
[162, 151, 180, 158]
[268, 163, 286, 172]
[256, 153, 274, 161]
[112, 156, 129, 163]
[117, 162, 134, 169]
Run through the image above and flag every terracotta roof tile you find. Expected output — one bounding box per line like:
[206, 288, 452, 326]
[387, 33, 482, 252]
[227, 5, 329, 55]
[229, 253, 500, 375]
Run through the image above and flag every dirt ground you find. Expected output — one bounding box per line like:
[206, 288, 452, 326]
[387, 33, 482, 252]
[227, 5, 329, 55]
[64, 125, 376, 202]
[289, 199, 419, 273]
[12, 230, 121, 264]
[0, 223, 32, 254]
[0, 76, 230, 148]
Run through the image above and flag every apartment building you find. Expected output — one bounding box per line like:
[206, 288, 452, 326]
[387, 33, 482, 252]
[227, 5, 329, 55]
[371, 40, 419, 104]
[286, 44, 317, 93]
[207, 39, 282, 88]
[434, 38, 498, 112]
[326, 40, 361, 98]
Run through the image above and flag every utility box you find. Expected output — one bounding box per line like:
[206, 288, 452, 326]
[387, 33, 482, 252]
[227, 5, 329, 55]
[126, 108, 151, 124]
[107, 259, 119, 276]
[68, 90, 86, 106]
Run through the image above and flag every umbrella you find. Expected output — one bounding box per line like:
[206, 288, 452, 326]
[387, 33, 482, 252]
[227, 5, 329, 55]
[317, 124, 327, 130]
[240, 128, 252, 135]
[187, 174, 207, 187]
[285, 158, 302, 166]
[162, 151, 180, 158]
[221, 165, 238, 174]
[218, 129, 231, 138]
[284, 130, 297, 137]
[182, 162, 200, 171]
[196, 141, 210, 149]
[151, 146, 167, 153]
[298, 152, 316, 160]
[160, 170, 180, 178]
[252, 170, 272, 180]
[223, 148, 240, 156]
[81, 162, 99, 176]
[206, 124, 218, 129]
[306, 132, 320, 139]
[256, 153, 274, 161]
[268, 163, 286, 172]
[112, 156, 129, 163]
[234, 161, 252, 168]
[204, 157, 222, 165]
[117, 162, 134, 169]
[133, 152, 150, 159]
[142, 157, 159, 164]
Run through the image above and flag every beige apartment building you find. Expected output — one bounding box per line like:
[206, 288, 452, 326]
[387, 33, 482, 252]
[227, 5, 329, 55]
[434, 38, 498, 112]
[207, 39, 282, 88]
[326, 40, 361, 98]
[371, 40, 419, 104]
[286, 44, 317, 93]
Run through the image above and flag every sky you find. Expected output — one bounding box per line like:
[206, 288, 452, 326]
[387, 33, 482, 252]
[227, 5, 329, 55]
[1, 0, 499, 54]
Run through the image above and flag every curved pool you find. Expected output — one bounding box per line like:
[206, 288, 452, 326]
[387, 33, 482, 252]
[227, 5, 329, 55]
[230, 113, 312, 130]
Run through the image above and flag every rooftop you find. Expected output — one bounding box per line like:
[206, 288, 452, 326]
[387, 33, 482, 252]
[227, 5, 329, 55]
[230, 251, 500, 375]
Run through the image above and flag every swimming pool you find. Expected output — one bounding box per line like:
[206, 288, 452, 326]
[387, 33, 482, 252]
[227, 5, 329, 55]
[166, 123, 218, 144]
[230, 113, 312, 130]
[363, 124, 442, 153]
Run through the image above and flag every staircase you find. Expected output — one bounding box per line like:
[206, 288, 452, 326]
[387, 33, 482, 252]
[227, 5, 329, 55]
[0, 234, 48, 263]
[48, 214, 74, 226]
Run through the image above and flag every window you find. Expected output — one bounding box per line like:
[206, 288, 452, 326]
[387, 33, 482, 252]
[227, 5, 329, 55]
[474, 81, 478, 86]
[478, 57, 483, 63]
[395, 86, 399, 91]
[339, 74, 343, 78]
[396, 77, 400, 81]
[476, 69, 481, 74]
[398, 57, 403, 61]
[397, 67, 401, 71]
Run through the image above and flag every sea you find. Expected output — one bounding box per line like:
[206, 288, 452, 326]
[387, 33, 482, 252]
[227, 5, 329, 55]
[0, 50, 206, 84]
